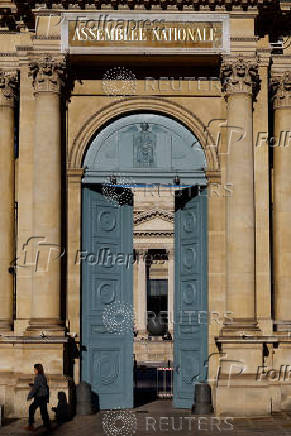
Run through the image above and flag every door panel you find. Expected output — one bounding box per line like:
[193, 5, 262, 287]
[173, 187, 207, 408]
[82, 185, 134, 409]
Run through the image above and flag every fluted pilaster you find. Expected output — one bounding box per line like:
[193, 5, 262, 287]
[27, 56, 66, 333]
[220, 56, 259, 330]
[0, 70, 17, 330]
[272, 71, 291, 331]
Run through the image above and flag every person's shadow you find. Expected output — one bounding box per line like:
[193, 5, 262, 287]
[51, 392, 70, 426]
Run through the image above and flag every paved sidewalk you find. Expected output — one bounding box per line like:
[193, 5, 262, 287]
[2, 400, 291, 436]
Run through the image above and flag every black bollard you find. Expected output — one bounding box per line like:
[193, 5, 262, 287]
[76, 381, 93, 416]
[0, 404, 3, 426]
[191, 382, 213, 415]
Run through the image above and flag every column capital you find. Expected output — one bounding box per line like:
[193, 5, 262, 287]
[272, 72, 291, 109]
[220, 56, 260, 99]
[135, 248, 147, 258]
[29, 55, 66, 95]
[0, 70, 18, 107]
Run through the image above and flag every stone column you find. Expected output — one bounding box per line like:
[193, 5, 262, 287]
[167, 249, 174, 335]
[0, 71, 17, 330]
[137, 250, 147, 335]
[272, 72, 291, 331]
[254, 56, 272, 335]
[28, 56, 65, 332]
[67, 168, 84, 339]
[220, 57, 259, 329]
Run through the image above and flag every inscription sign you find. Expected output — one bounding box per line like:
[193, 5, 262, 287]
[61, 13, 230, 54]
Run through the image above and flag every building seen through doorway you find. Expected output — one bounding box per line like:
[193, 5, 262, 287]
[133, 187, 174, 400]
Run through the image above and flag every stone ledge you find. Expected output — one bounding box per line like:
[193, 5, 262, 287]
[0, 336, 69, 344]
[216, 336, 291, 345]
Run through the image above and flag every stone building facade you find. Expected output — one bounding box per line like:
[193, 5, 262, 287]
[0, 0, 291, 418]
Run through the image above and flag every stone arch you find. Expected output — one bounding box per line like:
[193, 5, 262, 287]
[68, 96, 219, 172]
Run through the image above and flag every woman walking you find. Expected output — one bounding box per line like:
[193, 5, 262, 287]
[25, 363, 51, 431]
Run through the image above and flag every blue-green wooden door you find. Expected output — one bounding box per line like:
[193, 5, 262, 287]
[173, 187, 207, 408]
[82, 185, 134, 409]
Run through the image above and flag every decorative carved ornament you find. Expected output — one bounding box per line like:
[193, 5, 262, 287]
[29, 55, 66, 94]
[272, 72, 291, 109]
[220, 56, 260, 99]
[134, 123, 156, 169]
[12, 0, 278, 15]
[134, 209, 174, 238]
[0, 70, 18, 106]
[134, 231, 173, 238]
[134, 209, 174, 225]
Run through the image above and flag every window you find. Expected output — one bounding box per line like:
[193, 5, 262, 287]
[147, 279, 168, 336]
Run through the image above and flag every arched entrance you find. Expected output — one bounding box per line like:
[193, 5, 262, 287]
[81, 113, 207, 409]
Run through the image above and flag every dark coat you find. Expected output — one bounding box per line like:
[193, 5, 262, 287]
[27, 374, 49, 402]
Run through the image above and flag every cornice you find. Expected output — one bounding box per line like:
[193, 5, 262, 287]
[33, 35, 61, 40]
[230, 37, 259, 42]
[206, 169, 221, 183]
[271, 54, 291, 74]
[30, 5, 262, 12]
[0, 0, 285, 34]
[67, 167, 84, 177]
[0, 2, 290, 49]
[0, 52, 16, 56]
[67, 167, 84, 183]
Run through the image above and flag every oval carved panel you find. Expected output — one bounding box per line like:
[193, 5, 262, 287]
[98, 281, 115, 304]
[182, 247, 197, 270]
[98, 210, 116, 231]
[182, 282, 197, 305]
[182, 211, 197, 234]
